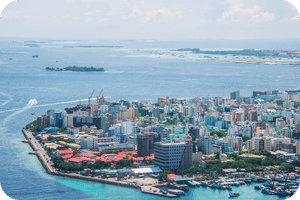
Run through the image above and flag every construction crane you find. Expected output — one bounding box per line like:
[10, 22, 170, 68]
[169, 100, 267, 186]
[97, 89, 103, 104]
[88, 89, 95, 106]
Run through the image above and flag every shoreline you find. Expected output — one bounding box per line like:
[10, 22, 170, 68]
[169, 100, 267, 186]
[191, 58, 300, 65]
[21, 128, 177, 198]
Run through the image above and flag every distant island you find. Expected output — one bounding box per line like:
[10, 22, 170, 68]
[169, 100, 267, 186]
[173, 48, 300, 59]
[45, 66, 105, 72]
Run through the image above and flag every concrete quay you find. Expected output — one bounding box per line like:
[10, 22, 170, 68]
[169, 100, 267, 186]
[141, 186, 177, 198]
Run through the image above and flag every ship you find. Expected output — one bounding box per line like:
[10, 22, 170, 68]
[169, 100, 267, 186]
[32, 54, 38, 58]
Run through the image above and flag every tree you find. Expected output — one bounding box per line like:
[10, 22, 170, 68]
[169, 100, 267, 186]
[215, 152, 220, 160]
[209, 131, 225, 137]
[73, 150, 80, 155]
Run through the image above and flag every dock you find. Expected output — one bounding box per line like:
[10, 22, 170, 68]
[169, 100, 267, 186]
[141, 186, 177, 198]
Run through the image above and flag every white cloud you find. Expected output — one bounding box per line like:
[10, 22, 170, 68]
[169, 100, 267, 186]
[0, 0, 299, 39]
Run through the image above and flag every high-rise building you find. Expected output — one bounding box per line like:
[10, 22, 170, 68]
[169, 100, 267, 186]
[54, 112, 63, 127]
[137, 132, 160, 157]
[296, 141, 300, 155]
[247, 137, 271, 152]
[230, 91, 240, 100]
[154, 137, 192, 171]
[202, 136, 212, 155]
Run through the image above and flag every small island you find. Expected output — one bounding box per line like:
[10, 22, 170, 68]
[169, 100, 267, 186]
[45, 66, 105, 72]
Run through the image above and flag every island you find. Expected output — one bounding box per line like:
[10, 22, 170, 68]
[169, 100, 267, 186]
[45, 66, 105, 72]
[173, 48, 300, 58]
[21, 89, 300, 198]
[173, 48, 300, 65]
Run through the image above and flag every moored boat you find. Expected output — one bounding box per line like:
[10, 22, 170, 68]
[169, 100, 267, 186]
[254, 184, 262, 190]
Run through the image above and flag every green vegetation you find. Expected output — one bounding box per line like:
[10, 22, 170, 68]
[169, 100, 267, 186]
[175, 150, 297, 177]
[45, 66, 105, 72]
[115, 158, 138, 168]
[53, 158, 111, 171]
[158, 171, 173, 181]
[104, 149, 120, 154]
[26, 120, 42, 132]
[209, 131, 225, 137]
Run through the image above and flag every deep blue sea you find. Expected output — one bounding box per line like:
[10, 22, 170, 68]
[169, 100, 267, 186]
[0, 37, 300, 200]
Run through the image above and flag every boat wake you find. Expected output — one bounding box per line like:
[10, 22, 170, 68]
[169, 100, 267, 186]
[0, 98, 92, 114]
[1, 98, 38, 126]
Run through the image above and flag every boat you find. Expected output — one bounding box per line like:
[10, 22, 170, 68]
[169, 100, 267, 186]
[261, 187, 271, 194]
[254, 184, 262, 190]
[31, 113, 35, 115]
[187, 181, 197, 187]
[226, 186, 232, 191]
[229, 192, 240, 197]
[194, 181, 201, 187]
[32, 54, 38, 58]
[263, 180, 273, 187]
[201, 182, 208, 187]
[253, 177, 265, 182]
[276, 190, 287, 197]
[245, 179, 252, 183]
[218, 185, 226, 190]
[168, 189, 184, 195]
[233, 182, 240, 186]
[168, 183, 189, 191]
[208, 183, 217, 188]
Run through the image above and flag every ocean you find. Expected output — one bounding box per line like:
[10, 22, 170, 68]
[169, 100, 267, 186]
[0, 37, 299, 200]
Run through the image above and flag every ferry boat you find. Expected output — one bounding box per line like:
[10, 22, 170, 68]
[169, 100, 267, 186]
[229, 192, 240, 197]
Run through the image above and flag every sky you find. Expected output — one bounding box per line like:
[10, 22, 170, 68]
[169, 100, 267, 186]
[0, 0, 299, 40]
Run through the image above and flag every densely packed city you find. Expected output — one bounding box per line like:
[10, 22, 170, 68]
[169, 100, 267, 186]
[25, 89, 300, 197]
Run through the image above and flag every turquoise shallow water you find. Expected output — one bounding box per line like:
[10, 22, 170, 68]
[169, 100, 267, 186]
[0, 38, 299, 199]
